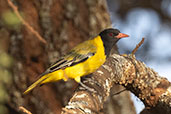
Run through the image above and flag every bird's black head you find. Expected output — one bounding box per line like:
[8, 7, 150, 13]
[99, 28, 129, 56]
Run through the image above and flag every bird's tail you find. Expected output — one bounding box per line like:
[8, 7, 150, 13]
[23, 70, 64, 94]
[23, 75, 48, 94]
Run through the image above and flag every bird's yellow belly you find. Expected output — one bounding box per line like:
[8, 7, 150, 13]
[64, 36, 106, 82]
[65, 53, 105, 79]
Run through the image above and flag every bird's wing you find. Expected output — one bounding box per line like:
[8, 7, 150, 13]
[43, 40, 97, 74]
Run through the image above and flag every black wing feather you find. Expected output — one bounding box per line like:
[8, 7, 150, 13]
[41, 39, 97, 76]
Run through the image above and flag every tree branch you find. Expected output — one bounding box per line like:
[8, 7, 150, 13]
[61, 54, 171, 114]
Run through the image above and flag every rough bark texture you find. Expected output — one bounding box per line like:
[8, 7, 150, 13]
[0, 0, 135, 114]
[62, 54, 171, 114]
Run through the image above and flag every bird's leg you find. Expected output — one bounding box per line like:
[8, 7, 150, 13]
[75, 76, 96, 93]
[79, 81, 96, 93]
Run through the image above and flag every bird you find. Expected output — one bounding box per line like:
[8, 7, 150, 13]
[24, 28, 129, 94]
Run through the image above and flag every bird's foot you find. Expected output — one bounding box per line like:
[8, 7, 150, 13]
[79, 81, 96, 93]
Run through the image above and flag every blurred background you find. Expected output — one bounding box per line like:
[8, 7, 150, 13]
[0, 0, 170, 114]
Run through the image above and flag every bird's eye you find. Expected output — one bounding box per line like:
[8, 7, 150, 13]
[109, 33, 113, 37]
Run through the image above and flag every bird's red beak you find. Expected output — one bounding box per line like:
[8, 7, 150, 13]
[116, 33, 129, 39]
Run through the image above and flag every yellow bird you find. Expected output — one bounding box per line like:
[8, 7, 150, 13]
[24, 28, 129, 94]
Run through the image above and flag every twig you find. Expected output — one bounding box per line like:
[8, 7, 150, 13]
[19, 106, 32, 114]
[7, 0, 47, 44]
[131, 38, 145, 54]
[112, 88, 127, 96]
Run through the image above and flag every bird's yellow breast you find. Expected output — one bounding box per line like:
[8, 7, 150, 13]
[64, 36, 106, 82]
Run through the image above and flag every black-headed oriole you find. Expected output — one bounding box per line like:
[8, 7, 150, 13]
[24, 28, 129, 94]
